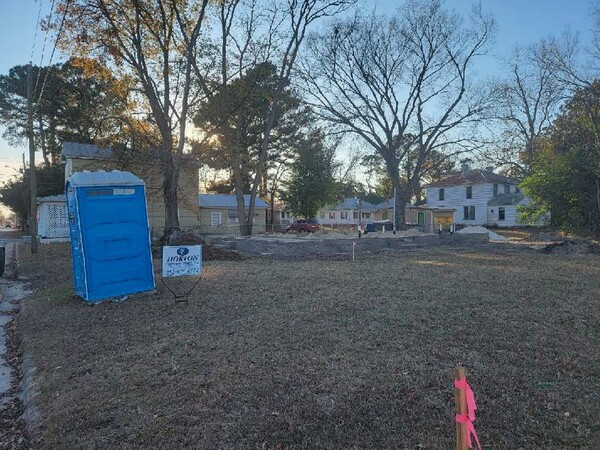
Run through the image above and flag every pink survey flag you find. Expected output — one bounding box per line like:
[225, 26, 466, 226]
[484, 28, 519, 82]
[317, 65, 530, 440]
[455, 377, 482, 450]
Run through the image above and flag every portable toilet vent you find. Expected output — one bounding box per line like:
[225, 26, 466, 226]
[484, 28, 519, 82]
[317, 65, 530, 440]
[66, 170, 155, 302]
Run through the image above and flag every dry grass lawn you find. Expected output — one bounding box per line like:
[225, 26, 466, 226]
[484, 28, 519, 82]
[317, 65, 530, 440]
[17, 243, 600, 449]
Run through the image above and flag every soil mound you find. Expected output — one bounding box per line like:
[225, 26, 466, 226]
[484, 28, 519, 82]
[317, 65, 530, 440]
[525, 232, 563, 242]
[541, 239, 600, 255]
[155, 232, 246, 261]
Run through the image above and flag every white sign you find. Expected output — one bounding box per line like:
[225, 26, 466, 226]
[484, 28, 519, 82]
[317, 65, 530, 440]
[162, 246, 202, 278]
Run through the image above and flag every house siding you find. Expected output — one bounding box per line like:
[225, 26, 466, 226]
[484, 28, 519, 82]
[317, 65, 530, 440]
[68, 157, 200, 232]
[198, 207, 267, 233]
[487, 197, 531, 227]
[427, 183, 519, 226]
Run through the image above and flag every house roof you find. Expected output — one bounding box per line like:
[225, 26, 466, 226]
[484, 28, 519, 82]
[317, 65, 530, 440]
[66, 170, 144, 187]
[425, 168, 519, 188]
[374, 198, 413, 210]
[61, 142, 112, 163]
[322, 197, 377, 211]
[487, 192, 526, 206]
[37, 194, 66, 203]
[198, 194, 268, 209]
[61, 141, 201, 166]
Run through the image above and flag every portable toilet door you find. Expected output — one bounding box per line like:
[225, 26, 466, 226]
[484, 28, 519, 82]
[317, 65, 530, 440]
[66, 170, 155, 302]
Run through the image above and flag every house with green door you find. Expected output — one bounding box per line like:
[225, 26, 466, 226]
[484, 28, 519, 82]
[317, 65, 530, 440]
[371, 199, 455, 233]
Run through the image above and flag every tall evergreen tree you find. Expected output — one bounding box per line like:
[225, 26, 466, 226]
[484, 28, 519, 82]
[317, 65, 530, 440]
[194, 62, 308, 231]
[0, 59, 131, 166]
[284, 132, 339, 219]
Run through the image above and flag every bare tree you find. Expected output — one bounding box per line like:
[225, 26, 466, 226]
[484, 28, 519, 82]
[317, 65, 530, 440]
[300, 0, 494, 230]
[487, 46, 565, 177]
[534, 3, 600, 91]
[55, 0, 210, 238]
[198, 0, 354, 235]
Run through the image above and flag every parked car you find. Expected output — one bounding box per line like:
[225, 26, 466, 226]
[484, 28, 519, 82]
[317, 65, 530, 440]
[285, 219, 321, 233]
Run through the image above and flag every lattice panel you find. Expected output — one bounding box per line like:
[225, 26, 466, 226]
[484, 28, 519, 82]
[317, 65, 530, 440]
[45, 203, 69, 238]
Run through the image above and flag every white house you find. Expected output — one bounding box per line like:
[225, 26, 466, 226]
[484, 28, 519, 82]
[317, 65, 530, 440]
[318, 198, 376, 226]
[424, 164, 531, 227]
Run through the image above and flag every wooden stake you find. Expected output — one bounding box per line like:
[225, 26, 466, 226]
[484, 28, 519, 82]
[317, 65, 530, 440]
[455, 366, 468, 450]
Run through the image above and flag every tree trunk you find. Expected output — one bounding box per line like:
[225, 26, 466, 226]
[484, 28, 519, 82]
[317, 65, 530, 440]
[596, 179, 600, 217]
[162, 137, 180, 239]
[386, 158, 407, 231]
[38, 115, 49, 168]
[394, 188, 408, 231]
[49, 119, 58, 164]
[270, 190, 275, 227]
[234, 181, 248, 236]
[231, 117, 249, 236]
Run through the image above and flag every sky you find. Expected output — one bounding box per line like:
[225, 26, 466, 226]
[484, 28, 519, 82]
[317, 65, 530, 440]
[0, 0, 597, 184]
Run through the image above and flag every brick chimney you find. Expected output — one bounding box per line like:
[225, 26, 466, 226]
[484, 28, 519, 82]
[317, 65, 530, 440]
[461, 161, 470, 176]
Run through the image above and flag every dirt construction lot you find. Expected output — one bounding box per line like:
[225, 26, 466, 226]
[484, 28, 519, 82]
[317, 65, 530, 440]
[16, 243, 600, 449]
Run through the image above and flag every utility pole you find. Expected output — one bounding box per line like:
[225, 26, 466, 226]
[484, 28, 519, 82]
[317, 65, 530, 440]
[26, 63, 38, 253]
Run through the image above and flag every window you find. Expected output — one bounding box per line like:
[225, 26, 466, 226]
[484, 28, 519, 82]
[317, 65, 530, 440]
[86, 188, 113, 197]
[439, 188, 445, 201]
[328, 212, 336, 220]
[504, 183, 510, 194]
[463, 206, 475, 221]
[340, 212, 348, 220]
[210, 212, 222, 227]
[493, 183, 498, 196]
[466, 186, 473, 199]
[499, 207, 506, 221]
[362, 212, 371, 219]
[353, 212, 359, 219]
[227, 210, 238, 223]
[382, 210, 388, 220]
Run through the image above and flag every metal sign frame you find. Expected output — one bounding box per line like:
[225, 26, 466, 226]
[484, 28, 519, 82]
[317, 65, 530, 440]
[161, 245, 203, 304]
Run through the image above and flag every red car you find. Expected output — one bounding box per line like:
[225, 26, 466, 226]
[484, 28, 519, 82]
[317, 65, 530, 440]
[285, 219, 321, 233]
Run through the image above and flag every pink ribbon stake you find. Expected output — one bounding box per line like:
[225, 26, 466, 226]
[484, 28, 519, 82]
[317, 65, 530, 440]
[454, 377, 482, 450]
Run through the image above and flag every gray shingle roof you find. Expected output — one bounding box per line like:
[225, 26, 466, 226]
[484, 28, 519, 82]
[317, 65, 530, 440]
[374, 198, 414, 210]
[198, 194, 268, 209]
[425, 169, 519, 187]
[322, 197, 377, 211]
[487, 192, 525, 206]
[61, 142, 112, 163]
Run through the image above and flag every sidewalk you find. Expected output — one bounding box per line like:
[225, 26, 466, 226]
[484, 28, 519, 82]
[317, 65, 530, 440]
[0, 242, 30, 449]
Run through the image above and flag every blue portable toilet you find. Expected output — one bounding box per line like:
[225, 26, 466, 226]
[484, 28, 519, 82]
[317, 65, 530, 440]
[66, 170, 155, 303]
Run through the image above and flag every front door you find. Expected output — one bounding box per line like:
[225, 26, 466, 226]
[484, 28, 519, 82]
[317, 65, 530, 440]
[417, 212, 425, 230]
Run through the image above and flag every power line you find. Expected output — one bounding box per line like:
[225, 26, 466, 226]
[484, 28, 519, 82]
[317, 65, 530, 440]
[33, 0, 57, 98]
[29, 0, 45, 63]
[35, 0, 71, 108]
